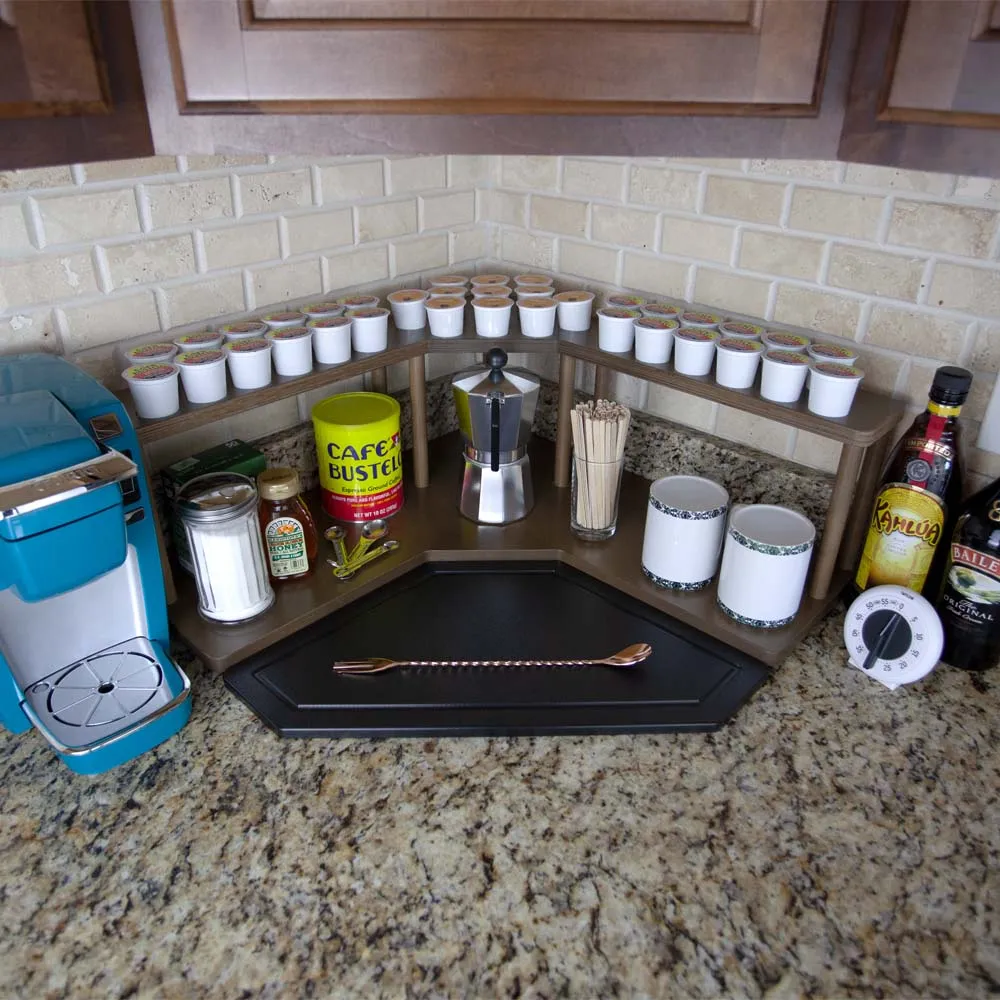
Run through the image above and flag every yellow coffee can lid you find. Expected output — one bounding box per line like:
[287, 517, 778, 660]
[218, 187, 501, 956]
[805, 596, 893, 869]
[312, 391, 400, 426]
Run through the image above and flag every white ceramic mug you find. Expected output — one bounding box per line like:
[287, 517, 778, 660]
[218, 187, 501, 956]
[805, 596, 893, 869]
[641, 475, 729, 590]
[717, 504, 815, 628]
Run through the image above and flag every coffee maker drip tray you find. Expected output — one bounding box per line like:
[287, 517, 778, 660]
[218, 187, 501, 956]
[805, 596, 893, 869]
[23, 637, 175, 750]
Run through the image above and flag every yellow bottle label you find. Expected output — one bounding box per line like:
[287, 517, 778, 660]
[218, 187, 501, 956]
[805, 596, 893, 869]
[855, 485, 945, 591]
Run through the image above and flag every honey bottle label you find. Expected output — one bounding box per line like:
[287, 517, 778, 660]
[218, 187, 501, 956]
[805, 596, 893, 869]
[855, 485, 945, 592]
[264, 516, 308, 577]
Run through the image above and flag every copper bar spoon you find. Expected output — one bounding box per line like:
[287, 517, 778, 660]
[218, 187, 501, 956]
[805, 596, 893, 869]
[332, 642, 652, 676]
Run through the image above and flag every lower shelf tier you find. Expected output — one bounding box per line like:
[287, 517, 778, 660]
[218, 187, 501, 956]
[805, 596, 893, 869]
[169, 433, 848, 672]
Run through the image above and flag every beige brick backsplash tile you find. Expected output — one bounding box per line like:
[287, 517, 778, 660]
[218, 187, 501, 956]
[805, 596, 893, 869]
[716, 406, 793, 457]
[646, 384, 716, 431]
[738, 230, 824, 281]
[929, 262, 1000, 316]
[954, 176, 1000, 202]
[827, 245, 925, 300]
[0, 309, 57, 354]
[660, 216, 733, 263]
[501, 156, 559, 191]
[563, 159, 625, 201]
[324, 245, 389, 291]
[106, 234, 196, 288]
[61, 291, 159, 352]
[240, 169, 313, 215]
[420, 191, 475, 230]
[148, 177, 233, 229]
[162, 273, 245, 328]
[788, 187, 883, 241]
[628, 165, 699, 212]
[0, 204, 33, 256]
[319, 161, 384, 202]
[186, 154, 268, 171]
[672, 158, 744, 170]
[748, 159, 840, 182]
[853, 348, 905, 396]
[393, 234, 449, 275]
[773, 285, 861, 338]
[448, 155, 492, 187]
[387, 156, 446, 194]
[971, 322, 1000, 370]
[621, 253, 688, 298]
[888, 200, 998, 258]
[203, 221, 279, 270]
[285, 209, 353, 255]
[252, 259, 322, 307]
[592, 205, 656, 250]
[792, 430, 842, 473]
[560, 240, 618, 283]
[83, 157, 179, 182]
[693, 268, 770, 317]
[38, 190, 140, 245]
[450, 226, 489, 263]
[226, 397, 302, 443]
[530, 196, 587, 237]
[0, 252, 95, 310]
[0, 167, 73, 192]
[704, 176, 785, 225]
[357, 200, 417, 242]
[864, 305, 967, 362]
[842, 164, 954, 196]
[965, 372, 995, 424]
[482, 189, 526, 227]
[500, 229, 553, 269]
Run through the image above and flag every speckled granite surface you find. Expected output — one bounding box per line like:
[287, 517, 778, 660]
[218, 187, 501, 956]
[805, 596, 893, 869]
[1, 615, 998, 998]
[3, 382, 996, 998]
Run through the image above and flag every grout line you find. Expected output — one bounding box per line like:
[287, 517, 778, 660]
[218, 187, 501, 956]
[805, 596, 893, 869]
[916, 258, 934, 306]
[764, 279, 779, 321]
[91, 245, 112, 295]
[876, 195, 894, 245]
[684, 262, 697, 302]
[135, 184, 153, 234]
[277, 216, 290, 260]
[779, 183, 794, 229]
[69, 165, 86, 186]
[854, 299, 874, 344]
[192, 230, 208, 274]
[242, 268, 255, 312]
[152, 287, 170, 331]
[730, 225, 743, 270]
[695, 170, 708, 215]
[230, 174, 243, 220]
[23, 197, 44, 249]
[958, 320, 978, 368]
[817, 240, 833, 285]
[176, 155, 189, 175]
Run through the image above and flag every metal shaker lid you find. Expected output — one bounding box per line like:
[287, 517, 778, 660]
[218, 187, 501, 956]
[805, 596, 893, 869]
[176, 472, 258, 523]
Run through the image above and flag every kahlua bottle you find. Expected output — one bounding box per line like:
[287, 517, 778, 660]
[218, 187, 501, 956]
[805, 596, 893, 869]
[855, 366, 972, 596]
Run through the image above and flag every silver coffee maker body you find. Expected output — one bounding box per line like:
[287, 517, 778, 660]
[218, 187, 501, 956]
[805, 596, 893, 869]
[451, 348, 540, 525]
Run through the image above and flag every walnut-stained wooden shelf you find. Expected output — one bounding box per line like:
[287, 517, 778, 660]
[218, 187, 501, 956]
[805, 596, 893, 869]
[171, 434, 848, 674]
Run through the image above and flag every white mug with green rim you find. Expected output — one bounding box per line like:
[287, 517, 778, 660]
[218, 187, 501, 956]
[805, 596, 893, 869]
[717, 504, 815, 628]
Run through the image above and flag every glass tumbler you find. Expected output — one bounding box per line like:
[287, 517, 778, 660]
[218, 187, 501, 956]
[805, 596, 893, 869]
[571, 455, 625, 541]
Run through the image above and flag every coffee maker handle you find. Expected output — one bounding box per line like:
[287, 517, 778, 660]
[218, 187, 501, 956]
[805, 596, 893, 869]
[490, 396, 501, 473]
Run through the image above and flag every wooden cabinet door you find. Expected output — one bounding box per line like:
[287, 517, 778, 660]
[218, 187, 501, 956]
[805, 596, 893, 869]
[0, 0, 151, 169]
[840, 0, 1000, 175]
[164, 0, 834, 115]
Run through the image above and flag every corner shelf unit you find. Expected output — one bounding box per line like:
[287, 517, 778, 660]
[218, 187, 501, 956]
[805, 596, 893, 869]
[124, 309, 905, 671]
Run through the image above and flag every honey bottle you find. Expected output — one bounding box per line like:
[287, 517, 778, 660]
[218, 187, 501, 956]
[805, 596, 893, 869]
[855, 366, 972, 595]
[258, 467, 318, 582]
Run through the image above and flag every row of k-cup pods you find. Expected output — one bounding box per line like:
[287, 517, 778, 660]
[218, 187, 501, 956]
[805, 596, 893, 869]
[640, 474, 815, 629]
[413, 273, 595, 339]
[597, 296, 864, 419]
[121, 295, 391, 419]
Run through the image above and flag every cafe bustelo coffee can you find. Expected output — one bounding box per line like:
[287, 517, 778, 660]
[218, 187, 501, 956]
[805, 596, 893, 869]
[311, 392, 403, 521]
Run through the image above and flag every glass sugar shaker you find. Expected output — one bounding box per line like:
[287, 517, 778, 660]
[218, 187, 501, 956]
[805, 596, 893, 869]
[176, 472, 275, 623]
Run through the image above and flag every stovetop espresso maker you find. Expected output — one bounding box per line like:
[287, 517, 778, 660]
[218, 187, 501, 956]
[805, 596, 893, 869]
[451, 348, 540, 525]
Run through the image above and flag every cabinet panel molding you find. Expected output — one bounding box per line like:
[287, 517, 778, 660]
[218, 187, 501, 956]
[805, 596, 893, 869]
[166, 0, 833, 115]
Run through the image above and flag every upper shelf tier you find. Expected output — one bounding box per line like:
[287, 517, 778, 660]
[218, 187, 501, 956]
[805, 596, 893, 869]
[121, 311, 904, 448]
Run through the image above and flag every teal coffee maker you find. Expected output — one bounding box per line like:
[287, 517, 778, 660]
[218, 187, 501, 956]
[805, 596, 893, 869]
[0, 355, 190, 774]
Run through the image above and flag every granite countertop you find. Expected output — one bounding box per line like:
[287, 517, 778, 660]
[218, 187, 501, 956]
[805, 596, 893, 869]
[1, 607, 998, 999]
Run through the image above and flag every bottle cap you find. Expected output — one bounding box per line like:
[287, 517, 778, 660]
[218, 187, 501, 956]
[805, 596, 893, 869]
[258, 467, 301, 501]
[930, 366, 973, 405]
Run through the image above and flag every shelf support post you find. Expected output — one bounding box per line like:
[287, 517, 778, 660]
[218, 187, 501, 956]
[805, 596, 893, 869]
[370, 366, 388, 394]
[809, 441, 865, 600]
[555, 353, 576, 487]
[409, 354, 429, 489]
[839, 433, 890, 572]
[593, 365, 613, 401]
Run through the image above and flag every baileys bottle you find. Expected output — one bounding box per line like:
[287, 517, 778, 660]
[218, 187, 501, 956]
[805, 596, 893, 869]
[855, 366, 972, 595]
[938, 480, 1000, 671]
